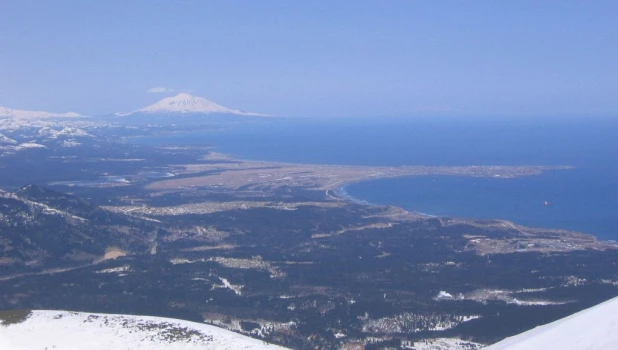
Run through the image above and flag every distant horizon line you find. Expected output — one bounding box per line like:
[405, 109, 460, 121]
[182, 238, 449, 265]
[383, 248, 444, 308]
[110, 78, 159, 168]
[0, 93, 616, 121]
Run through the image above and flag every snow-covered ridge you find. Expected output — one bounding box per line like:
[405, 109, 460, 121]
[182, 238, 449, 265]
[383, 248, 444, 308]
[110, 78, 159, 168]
[0, 188, 87, 222]
[484, 295, 618, 349]
[0, 117, 100, 133]
[0, 310, 289, 350]
[38, 126, 93, 138]
[117, 93, 269, 116]
[0, 106, 81, 119]
[0, 133, 18, 145]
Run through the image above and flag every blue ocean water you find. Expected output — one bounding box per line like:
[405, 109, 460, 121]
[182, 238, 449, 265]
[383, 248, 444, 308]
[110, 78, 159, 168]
[134, 117, 618, 239]
[344, 169, 618, 239]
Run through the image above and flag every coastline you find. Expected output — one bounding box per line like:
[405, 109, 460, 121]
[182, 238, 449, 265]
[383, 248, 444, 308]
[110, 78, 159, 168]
[146, 153, 598, 236]
[336, 169, 618, 241]
[333, 183, 439, 218]
[147, 152, 571, 191]
[332, 176, 618, 255]
[88, 149, 618, 255]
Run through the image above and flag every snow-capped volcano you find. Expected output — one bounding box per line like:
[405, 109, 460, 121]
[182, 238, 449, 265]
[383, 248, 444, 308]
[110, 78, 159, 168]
[0, 106, 81, 119]
[117, 93, 268, 116]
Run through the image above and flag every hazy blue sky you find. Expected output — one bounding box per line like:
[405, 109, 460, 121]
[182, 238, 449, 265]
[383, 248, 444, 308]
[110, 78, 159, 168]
[1, 1, 616, 117]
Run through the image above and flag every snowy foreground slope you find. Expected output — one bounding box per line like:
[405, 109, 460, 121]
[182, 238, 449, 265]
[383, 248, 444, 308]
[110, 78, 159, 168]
[484, 296, 618, 350]
[0, 310, 289, 350]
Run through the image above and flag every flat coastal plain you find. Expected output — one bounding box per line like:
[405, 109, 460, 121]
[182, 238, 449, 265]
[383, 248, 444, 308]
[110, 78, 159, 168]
[146, 152, 569, 192]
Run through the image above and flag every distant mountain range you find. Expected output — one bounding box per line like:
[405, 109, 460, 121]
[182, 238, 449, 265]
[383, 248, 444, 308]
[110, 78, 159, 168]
[0, 93, 268, 119]
[0, 106, 81, 119]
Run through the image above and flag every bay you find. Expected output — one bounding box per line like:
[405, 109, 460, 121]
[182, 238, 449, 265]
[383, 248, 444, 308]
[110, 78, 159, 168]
[344, 168, 618, 240]
[133, 117, 618, 239]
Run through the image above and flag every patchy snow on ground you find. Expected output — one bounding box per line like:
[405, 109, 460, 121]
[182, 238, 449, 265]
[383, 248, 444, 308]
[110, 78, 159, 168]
[0, 133, 17, 145]
[95, 265, 131, 274]
[405, 337, 483, 350]
[362, 312, 480, 333]
[434, 291, 456, 300]
[213, 276, 244, 295]
[60, 139, 82, 147]
[0, 310, 289, 350]
[484, 296, 618, 349]
[206, 316, 296, 340]
[16, 142, 46, 149]
[461, 288, 568, 306]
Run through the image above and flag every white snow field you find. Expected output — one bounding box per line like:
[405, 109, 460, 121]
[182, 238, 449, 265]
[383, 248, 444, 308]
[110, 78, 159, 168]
[484, 295, 618, 349]
[0, 310, 289, 350]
